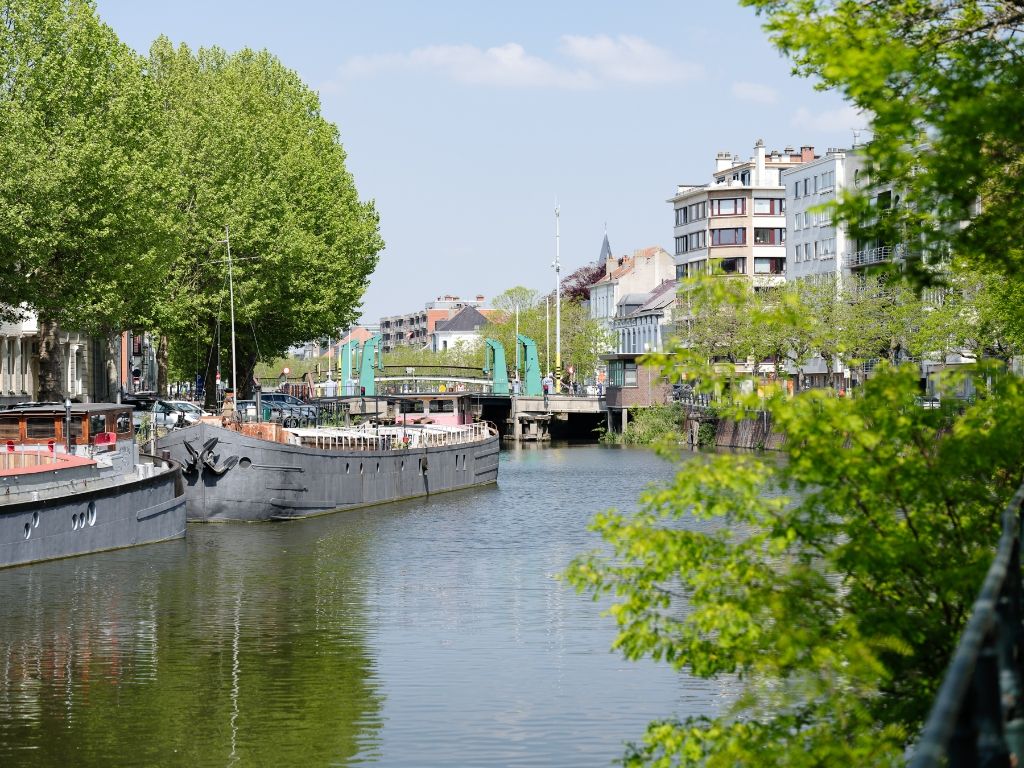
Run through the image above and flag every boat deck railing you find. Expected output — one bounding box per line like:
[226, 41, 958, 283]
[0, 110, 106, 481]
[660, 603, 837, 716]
[289, 421, 496, 452]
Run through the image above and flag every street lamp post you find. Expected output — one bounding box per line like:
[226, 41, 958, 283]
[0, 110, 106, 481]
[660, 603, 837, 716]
[553, 205, 561, 391]
[64, 398, 72, 453]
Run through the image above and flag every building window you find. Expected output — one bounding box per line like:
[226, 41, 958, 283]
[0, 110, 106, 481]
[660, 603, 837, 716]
[675, 264, 686, 279]
[711, 228, 746, 246]
[803, 178, 809, 196]
[754, 257, 786, 274]
[716, 257, 746, 274]
[687, 201, 707, 221]
[710, 198, 745, 216]
[675, 207, 687, 226]
[686, 259, 708, 277]
[608, 360, 639, 388]
[754, 198, 785, 215]
[794, 181, 800, 199]
[754, 228, 786, 245]
[740, 170, 750, 185]
[675, 235, 686, 255]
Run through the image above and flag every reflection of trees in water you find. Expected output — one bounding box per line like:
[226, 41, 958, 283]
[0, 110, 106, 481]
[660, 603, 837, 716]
[0, 519, 383, 766]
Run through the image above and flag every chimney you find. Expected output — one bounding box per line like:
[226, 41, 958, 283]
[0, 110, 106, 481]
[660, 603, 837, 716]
[800, 145, 815, 162]
[475, 294, 485, 303]
[714, 151, 732, 173]
[754, 139, 766, 186]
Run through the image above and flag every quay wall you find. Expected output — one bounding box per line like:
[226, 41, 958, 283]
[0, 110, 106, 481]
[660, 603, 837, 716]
[681, 404, 785, 451]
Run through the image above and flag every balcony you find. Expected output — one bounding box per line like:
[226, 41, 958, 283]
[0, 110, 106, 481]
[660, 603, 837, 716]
[849, 243, 906, 268]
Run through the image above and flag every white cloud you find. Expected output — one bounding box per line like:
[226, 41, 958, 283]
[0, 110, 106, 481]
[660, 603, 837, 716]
[730, 81, 778, 105]
[559, 34, 701, 84]
[338, 35, 699, 89]
[792, 105, 870, 133]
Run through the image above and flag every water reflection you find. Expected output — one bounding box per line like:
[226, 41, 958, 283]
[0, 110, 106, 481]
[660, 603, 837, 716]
[0, 519, 383, 767]
[0, 444, 731, 767]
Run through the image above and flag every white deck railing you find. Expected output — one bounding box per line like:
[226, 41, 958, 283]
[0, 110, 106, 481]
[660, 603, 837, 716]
[289, 421, 496, 452]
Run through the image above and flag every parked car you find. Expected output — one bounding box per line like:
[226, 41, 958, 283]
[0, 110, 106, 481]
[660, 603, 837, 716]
[164, 400, 210, 420]
[257, 392, 318, 425]
[915, 396, 942, 409]
[132, 400, 203, 430]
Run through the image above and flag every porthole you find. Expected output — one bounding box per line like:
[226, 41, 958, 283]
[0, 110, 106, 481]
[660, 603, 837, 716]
[345, 462, 350, 474]
[239, 457, 252, 469]
[87, 501, 96, 526]
[376, 462, 380, 473]
[401, 460, 405, 472]
[72, 513, 79, 531]
[24, 522, 31, 540]
[359, 463, 363, 475]
[32, 511, 39, 528]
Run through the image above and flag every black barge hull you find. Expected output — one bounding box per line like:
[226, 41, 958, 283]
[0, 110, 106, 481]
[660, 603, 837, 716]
[158, 422, 500, 522]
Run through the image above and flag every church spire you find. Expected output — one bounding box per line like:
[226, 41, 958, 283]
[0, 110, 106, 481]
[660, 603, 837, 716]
[598, 228, 612, 266]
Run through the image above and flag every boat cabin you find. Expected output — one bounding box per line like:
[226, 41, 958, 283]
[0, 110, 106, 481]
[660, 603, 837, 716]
[0, 403, 134, 449]
[394, 393, 474, 427]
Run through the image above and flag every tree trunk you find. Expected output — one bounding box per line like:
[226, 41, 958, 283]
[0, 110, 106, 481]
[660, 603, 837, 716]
[104, 329, 120, 402]
[241, 349, 258, 399]
[156, 335, 169, 397]
[37, 316, 65, 401]
[201, 317, 220, 411]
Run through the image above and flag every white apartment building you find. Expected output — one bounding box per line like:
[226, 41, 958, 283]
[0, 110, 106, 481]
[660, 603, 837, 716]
[612, 279, 679, 354]
[670, 141, 816, 287]
[589, 245, 675, 334]
[782, 148, 865, 281]
[0, 309, 100, 405]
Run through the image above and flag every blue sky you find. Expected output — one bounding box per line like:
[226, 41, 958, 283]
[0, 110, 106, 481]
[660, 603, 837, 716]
[95, 1, 862, 324]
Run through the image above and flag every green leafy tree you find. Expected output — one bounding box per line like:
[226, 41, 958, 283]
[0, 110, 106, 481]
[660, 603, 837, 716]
[480, 293, 611, 384]
[567, 1, 1024, 763]
[148, 39, 383, 404]
[0, 0, 173, 399]
[743, 0, 1024, 284]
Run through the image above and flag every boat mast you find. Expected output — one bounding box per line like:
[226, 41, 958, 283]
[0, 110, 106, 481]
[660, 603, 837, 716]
[225, 226, 238, 400]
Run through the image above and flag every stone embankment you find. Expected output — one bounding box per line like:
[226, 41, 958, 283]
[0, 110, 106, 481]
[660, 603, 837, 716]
[681, 404, 785, 451]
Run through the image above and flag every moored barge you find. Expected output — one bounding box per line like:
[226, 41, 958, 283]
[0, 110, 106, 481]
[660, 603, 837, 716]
[0, 403, 186, 568]
[158, 392, 500, 522]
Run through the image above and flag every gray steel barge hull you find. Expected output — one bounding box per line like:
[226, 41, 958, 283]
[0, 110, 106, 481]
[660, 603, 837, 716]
[158, 423, 500, 522]
[0, 462, 186, 569]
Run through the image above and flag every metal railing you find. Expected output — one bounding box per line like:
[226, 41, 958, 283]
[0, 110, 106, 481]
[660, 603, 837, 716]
[910, 480, 1024, 767]
[288, 421, 496, 452]
[849, 243, 906, 268]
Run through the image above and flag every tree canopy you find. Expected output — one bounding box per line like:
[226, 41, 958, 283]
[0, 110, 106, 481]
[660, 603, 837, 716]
[0, 0, 171, 330]
[148, 39, 383, 400]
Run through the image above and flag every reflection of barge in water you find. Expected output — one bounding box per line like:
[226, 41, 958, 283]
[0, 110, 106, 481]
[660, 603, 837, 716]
[0, 404, 186, 568]
[158, 393, 500, 522]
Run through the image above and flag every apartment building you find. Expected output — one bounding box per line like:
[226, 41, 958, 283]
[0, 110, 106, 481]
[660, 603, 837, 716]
[782, 148, 865, 281]
[589, 245, 674, 333]
[670, 141, 816, 287]
[0, 309, 107, 405]
[379, 295, 487, 353]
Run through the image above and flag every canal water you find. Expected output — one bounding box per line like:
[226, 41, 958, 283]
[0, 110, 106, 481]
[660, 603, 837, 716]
[0, 445, 728, 767]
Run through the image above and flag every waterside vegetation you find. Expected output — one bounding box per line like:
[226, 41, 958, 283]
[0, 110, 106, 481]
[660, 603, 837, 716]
[569, 1, 1024, 764]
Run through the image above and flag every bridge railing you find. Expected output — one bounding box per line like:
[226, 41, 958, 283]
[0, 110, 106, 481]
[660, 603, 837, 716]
[910, 480, 1024, 767]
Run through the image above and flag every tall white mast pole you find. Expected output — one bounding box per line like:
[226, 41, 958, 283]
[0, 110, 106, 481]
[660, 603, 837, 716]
[226, 226, 238, 400]
[514, 303, 520, 381]
[554, 204, 561, 388]
[545, 296, 550, 373]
